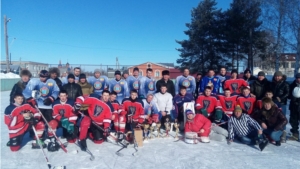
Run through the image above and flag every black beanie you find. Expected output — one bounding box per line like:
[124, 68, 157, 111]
[79, 73, 86, 79]
[133, 67, 139, 72]
[244, 69, 251, 74]
[162, 70, 169, 76]
[115, 70, 121, 75]
[67, 74, 75, 79]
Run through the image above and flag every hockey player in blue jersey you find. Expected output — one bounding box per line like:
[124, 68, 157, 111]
[216, 66, 229, 94]
[109, 70, 129, 104]
[201, 68, 220, 95]
[175, 68, 196, 95]
[23, 70, 59, 122]
[142, 93, 161, 123]
[126, 67, 142, 95]
[139, 68, 156, 99]
[87, 69, 109, 96]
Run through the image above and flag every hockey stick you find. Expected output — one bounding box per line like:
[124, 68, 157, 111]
[74, 142, 95, 161]
[34, 106, 68, 153]
[32, 126, 66, 169]
[129, 121, 139, 156]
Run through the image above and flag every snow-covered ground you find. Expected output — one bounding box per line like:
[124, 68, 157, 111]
[0, 73, 20, 79]
[1, 90, 300, 169]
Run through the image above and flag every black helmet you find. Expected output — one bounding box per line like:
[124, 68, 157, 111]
[39, 70, 49, 78]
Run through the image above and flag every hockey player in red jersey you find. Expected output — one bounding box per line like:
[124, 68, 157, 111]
[195, 86, 221, 120]
[75, 91, 112, 151]
[4, 94, 45, 151]
[122, 90, 145, 130]
[223, 69, 248, 95]
[237, 86, 256, 115]
[46, 90, 78, 152]
[218, 88, 238, 117]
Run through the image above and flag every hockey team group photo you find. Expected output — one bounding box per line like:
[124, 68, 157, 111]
[1, 0, 300, 169]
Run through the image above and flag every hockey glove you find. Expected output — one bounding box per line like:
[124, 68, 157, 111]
[27, 97, 37, 107]
[200, 108, 208, 117]
[103, 128, 110, 137]
[43, 96, 54, 106]
[74, 103, 81, 111]
[25, 117, 39, 125]
[60, 117, 74, 134]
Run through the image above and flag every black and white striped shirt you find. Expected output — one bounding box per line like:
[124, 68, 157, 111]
[228, 113, 262, 140]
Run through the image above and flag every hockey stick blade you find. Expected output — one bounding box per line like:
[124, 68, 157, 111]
[86, 149, 95, 161]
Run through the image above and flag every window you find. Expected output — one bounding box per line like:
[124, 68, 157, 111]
[292, 62, 296, 68]
[155, 70, 160, 77]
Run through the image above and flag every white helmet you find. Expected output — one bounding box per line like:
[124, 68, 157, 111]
[292, 87, 300, 98]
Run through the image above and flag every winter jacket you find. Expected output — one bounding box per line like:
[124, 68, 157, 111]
[10, 80, 28, 103]
[270, 76, 289, 105]
[243, 75, 256, 85]
[252, 106, 287, 131]
[153, 92, 173, 114]
[53, 78, 63, 91]
[62, 82, 83, 100]
[185, 114, 211, 137]
[289, 80, 300, 110]
[250, 78, 270, 100]
[156, 79, 175, 97]
[78, 82, 93, 97]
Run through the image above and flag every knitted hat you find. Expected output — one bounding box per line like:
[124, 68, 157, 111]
[231, 69, 238, 75]
[185, 109, 194, 116]
[244, 69, 251, 74]
[234, 105, 242, 112]
[67, 74, 75, 79]
[122, 70, 129, 75]
[133, 67, 139, 72]
[20, 69, 32, 78]
[79, 73, 86, 79]
[274, 71, 283, 77]
[162, 70, 169, 76]
[258, 71, 265, 77]
[94, 69, 101, 73]
[295, 73, 300, 78]
[115, 70, 121, 75]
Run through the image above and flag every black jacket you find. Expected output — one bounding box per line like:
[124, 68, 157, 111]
[53, 77, 63, 91]
[156, 79, 175, 97]
[62, 82, 83, 100]
[10, 80, 27, 103]
[243, 75, 256, 85]
[270, 76, 289, 105]
[250, 78, 270, 100]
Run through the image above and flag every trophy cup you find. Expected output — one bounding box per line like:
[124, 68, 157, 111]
[164, 118, 171, 137]
[156, 122, 161, 138]
[149, 123, 155, 139]
[174, 121, 179, 139]
[143, 123, 150, 140]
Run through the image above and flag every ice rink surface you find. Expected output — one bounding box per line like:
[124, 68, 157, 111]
[1, 91, 300, 169]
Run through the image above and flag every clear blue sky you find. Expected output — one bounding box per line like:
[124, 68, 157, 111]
[1, 0, 232, 67]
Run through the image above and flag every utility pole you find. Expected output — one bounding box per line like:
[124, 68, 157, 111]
[4, 15, 11, 73]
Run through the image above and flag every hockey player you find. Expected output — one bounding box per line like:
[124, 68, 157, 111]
[184, 110, 211, 143]
[195, 86, 221, 120]
[126, 67, 142, 94]
[46, 90, 78, 152]
[110, 91, 126, 137]
[109, 70, 129, 104]
[223, 69, 248, 95]
[201, 69, 220, 94]
[142, 93, 160, 124]
[236, 86, 256, 115]
[23, 70, 59, 122]
[216, 66, 229, 94]
[217, 88, 238, 117]
[173, 86, 194, 130]
[75, 92, 112, 150]
[10, 69, 32, 103]
[122, 70, 129, 80]
[122, 90, 145, 130]
[175, 68, 196, 95]
[5, 94, 45, 151]
[153, 84, 173, 127]
[87, 69, 109, 96]
[63, 74, 83, 100]
[139, 68, 156, 99]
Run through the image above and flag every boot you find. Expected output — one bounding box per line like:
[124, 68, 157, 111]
[78, 139, 87, 151]
[275, 141, 281, 146]
[280, 131, 286, 143]
[47, 137, 60, 152]
[258, 139, 269, 151]
[32, 139, 47, 149]
[289, 133, 299, 141]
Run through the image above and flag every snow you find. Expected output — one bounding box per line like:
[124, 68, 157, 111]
[0, 73, 20, 79]
[1, 91, 300, 169]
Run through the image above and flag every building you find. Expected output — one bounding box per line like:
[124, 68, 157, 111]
[57, 60, 72, 75]
[127, 62, 174, 79]
[0, 61, 49, 77]
[0, 64, 21, 74]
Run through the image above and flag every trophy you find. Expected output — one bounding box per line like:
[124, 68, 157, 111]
[174, 120, 179, 139]
[143, 123, 150, 140]
[156, 122, 161, 138]
[149, 123, 155, 139]
[164, 118, 171, 137]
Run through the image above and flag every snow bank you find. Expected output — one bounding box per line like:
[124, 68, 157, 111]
[0, 72, 20, 79]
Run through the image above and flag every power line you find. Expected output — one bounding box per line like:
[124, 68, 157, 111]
[13, 38, 175, 52]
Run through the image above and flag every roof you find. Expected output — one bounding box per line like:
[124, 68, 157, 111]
[127, 62, 174, 69]
[2, 61, 49, 65]
[0, 64, 21, 72]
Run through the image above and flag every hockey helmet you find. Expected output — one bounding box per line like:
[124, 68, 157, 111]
[292, 86, 300, 98]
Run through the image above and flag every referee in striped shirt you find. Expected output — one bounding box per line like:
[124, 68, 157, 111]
[228, 105, 263, 144]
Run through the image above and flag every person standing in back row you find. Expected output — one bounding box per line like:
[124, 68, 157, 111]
[63, 74, 83, 100]
[126, 67, 142, 96]
[10, 69, 32, 103]
[175, 68, 196, 95]
[156, 70, 175, 97]
[87, 69, 109, 97]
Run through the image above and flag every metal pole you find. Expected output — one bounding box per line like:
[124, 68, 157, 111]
[4, 15, 10, 73]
